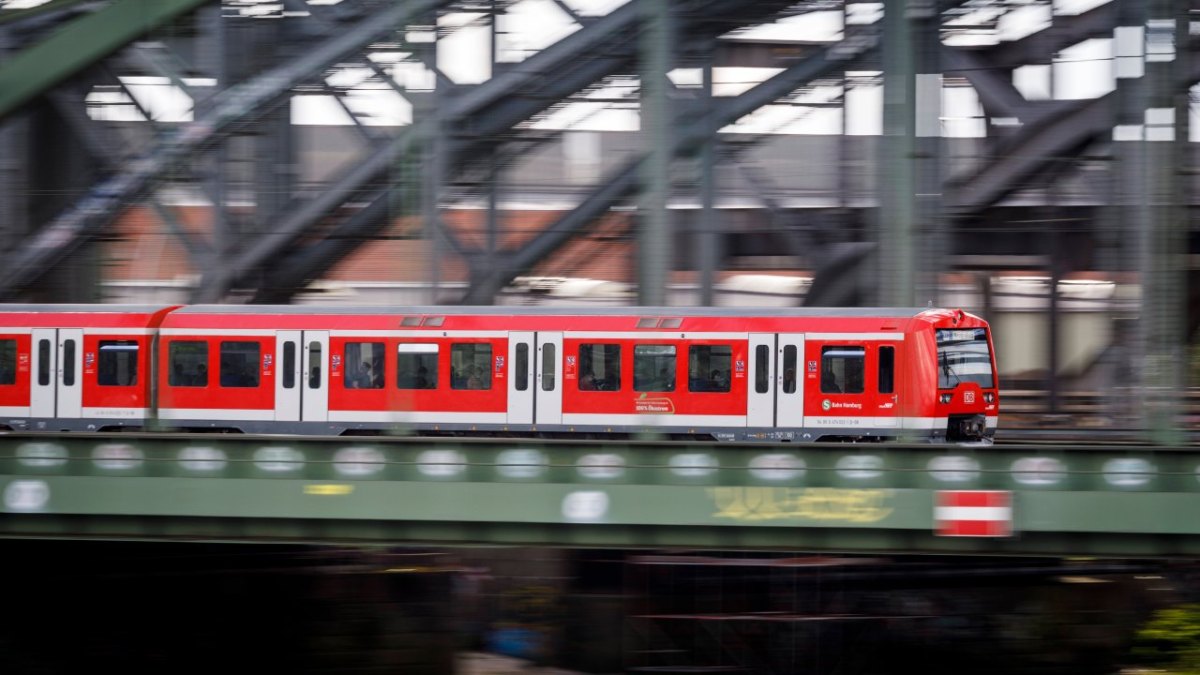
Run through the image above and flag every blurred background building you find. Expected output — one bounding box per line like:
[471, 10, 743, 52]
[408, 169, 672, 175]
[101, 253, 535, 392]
[0, 0, 1195, 430]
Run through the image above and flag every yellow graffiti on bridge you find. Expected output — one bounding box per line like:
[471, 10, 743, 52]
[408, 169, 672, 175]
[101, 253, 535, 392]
[709, 487, 893, 523]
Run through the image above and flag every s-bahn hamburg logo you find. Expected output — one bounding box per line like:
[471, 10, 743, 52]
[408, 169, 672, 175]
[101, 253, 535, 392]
[821, 399, 832, 411]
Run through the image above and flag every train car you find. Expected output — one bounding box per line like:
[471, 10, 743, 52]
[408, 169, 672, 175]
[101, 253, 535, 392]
[152, 305, 998, 442]
[0, 305, 180, 431]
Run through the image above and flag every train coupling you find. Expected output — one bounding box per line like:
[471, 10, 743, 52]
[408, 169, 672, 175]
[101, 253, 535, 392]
[948, 413, 987, 442]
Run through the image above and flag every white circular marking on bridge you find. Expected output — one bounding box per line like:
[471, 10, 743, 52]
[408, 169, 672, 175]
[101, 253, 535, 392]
[179, 447, 227, 472]
[836, 455, 884, 480]
[576, 453, 626, 480]
[749, 453, 805, 481]
[4, 480, 49, 512]
[1103, 458, 1154, 487]
[333, 447, 386, 477]
[254, 446, 305, 473]
[17, 442, 68, 468]
[1011, 457, 1066, 486]
[927, 455, 980, 483]
[562, 490, 610, 522]
[92, 444, 144, 470]
[417, 450, 467, 478]
[496, 449, 547, 479]
[669, 453, 718, 477]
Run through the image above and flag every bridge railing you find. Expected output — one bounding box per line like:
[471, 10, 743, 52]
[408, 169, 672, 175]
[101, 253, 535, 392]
[1, 433, 1198, 555]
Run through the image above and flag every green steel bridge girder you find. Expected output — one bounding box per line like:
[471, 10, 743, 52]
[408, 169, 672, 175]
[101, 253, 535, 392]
[0, 0, 213, 121]
[3, 434, 1200, 556]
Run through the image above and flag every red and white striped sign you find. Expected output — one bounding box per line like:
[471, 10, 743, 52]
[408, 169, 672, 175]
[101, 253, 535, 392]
[935, 490, 1013, 537]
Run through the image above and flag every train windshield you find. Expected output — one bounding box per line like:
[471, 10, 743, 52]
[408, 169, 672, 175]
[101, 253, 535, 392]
[936, 328, 994, 389]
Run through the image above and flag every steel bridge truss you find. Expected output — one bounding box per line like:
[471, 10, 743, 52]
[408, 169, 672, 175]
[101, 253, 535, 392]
[0, 0, 1196, 439]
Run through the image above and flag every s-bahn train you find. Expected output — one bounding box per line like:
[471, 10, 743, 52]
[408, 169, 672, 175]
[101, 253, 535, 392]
[0, 304, 998, 442]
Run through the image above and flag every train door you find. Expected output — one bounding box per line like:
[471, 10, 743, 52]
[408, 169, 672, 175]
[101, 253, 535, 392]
[535, 332, 562, 425]
[56, 329, 83, 419]
[875, 343, 899, 428]
[776, 334, 804, 428]
[275, 331, 302, 422]
[747, 333, 775, 428]
[507, 332, 534, 424]
[30, 329, 56, 419]
[301, 331, 329, 422]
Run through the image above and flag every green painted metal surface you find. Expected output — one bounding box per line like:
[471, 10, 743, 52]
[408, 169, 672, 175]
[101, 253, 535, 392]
[1, 434, 1199, 554]
[0, 0, 212, 120]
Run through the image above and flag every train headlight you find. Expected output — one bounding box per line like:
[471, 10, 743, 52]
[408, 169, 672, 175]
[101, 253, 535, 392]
[939, 393, 952, 404]
[984, 392, 994, 404]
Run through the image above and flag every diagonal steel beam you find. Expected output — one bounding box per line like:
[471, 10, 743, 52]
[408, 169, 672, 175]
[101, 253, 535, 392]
[248, 182, 419, 304]
[98, 0, 818, 303]
[0, 0, 212, 120]
[191, 122, 426, 302]
[177, 0, 807, 303]
[942, 46, 1049, 121]
[191, 117, 474, 302]
[946, 95, 1108, 212]
[270, 26, 860, 308]
[48, 86, 212, 263]
[948, 30, 1200, 213]
[0, 0, 451, 300]
[203, 1, 651, 301]
[459, 36, 876, 304]
[976, 2, 1115, 71]
[949, 43, 1200, 212]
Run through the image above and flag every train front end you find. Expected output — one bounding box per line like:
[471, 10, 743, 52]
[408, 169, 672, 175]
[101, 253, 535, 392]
[920, 310, 999, 443]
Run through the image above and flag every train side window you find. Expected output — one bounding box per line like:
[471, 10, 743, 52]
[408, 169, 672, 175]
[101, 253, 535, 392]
[169, 341, 208, 387]
[0, 339, 15, 385]
[822, 346, 864, 394]
[219, 341, 260, 388]
[782, 345, 797, 394]
[344, 342, 385, 389]
[515, 343, 529, 391]
[98, 340, 138, 386]
[308, 342, 322, 388]
[579, 343, 620, 391]
[688, 345, 731, 392]
[37, 339, 50, 386]
[397, 344, 438, 389]
[451, 343, 492, 390]
[754, 345, 769, 394]
[878, 346, 895, 394]
[634, 345, 676, 392]
[282, 342, 296, 389]
[541, 343, 556, 391]
[63, 340, 76, 387]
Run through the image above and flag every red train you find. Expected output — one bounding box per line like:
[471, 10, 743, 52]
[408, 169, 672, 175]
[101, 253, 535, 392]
[0, 304, 998, 442]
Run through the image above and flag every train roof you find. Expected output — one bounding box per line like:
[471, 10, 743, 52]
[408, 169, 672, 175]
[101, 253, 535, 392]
[0, 304, 178, 314]
[171, 305, 939, 318]
[0, 304, 181, 329]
